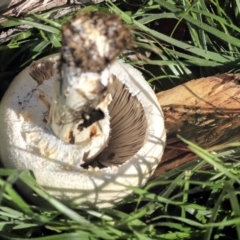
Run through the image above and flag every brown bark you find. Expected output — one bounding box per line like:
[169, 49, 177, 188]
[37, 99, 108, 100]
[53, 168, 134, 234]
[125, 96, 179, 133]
[152, 73, 240, 178]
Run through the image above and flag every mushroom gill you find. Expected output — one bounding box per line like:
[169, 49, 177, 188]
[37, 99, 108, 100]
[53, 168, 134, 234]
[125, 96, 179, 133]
[91, 75, 147, 168]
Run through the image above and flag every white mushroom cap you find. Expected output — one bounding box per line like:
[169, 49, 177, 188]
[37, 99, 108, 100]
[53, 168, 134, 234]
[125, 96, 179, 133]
[0, 54, 165, 207]
[0, 11, 166, 208]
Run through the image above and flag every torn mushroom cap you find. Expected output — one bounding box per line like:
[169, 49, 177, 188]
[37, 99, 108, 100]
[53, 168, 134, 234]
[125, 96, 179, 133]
[0, 54, 166, 207]
[0, 11, 165, 207]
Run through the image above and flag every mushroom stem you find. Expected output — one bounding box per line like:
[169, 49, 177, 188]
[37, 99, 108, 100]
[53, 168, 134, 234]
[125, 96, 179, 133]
[48, 67, 111, 145]
[48, 11, 134, 159]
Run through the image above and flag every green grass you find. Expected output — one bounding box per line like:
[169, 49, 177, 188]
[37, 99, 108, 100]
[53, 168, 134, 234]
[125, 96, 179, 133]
[1, 0, 240, 239]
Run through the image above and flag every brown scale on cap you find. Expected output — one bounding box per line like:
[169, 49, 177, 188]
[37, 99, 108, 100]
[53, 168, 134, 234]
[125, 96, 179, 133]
[60, 11, 134, 73]
[29, 60, 54, 85]
[68, 130, 75, 144]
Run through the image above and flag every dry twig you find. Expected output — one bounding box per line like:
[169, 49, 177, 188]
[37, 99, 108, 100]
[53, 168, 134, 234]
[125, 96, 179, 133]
[153, 73, 240, 178]
[0, 0, 108, 23]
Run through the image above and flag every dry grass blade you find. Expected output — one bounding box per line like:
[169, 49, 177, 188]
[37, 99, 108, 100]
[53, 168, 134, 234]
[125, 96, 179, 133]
[0, 0, 107, 23]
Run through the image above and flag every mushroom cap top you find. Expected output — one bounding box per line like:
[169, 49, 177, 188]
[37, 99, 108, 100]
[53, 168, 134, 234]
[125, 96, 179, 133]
[0, 54, 166, 208]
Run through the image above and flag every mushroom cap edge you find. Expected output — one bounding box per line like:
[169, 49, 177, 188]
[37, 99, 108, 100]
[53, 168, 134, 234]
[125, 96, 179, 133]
[0, 54, 166, 208]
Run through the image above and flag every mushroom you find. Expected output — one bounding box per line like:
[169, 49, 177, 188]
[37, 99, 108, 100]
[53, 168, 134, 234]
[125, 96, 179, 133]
[0, 11, 166, 208]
